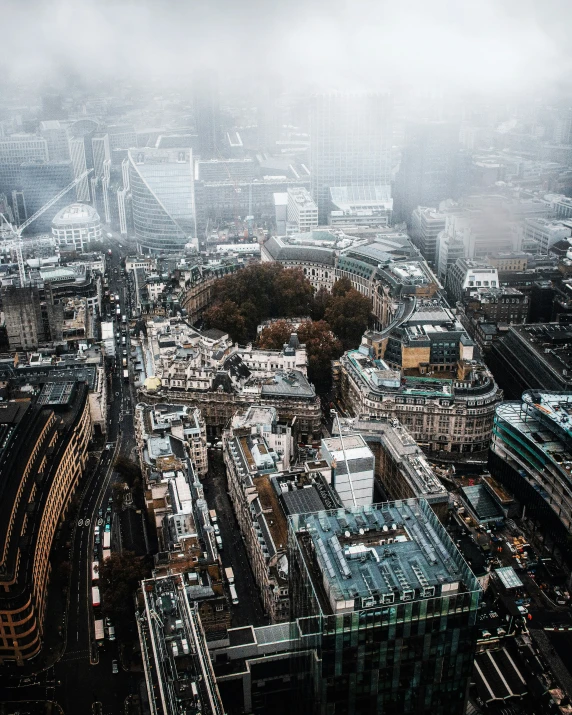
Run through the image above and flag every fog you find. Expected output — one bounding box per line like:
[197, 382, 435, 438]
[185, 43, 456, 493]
[1, 0, 571, 98]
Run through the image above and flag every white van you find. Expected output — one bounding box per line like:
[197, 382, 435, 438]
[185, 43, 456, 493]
[216, 535, 223, 550]
[229, 584, 239, 605]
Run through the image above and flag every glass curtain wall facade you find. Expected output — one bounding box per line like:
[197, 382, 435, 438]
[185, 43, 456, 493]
[288, 499, 481, 715]
[129, 148, 196, 253]
[310, 93, 392, 223]
[489, 390, 572, 557]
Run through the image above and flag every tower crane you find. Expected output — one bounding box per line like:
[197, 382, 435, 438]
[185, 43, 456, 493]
[0, 168, 93, 286]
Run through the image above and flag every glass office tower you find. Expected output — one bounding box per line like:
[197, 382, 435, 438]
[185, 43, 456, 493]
[490, 390, 572, 554]
[129, 148, 196, 253]
[288, 499, 481, 715]
[310, 92, 392, 223]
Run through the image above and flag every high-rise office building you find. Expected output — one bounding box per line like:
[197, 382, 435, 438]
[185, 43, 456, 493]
[19, 160, 74, 234]
[394, 121, 460, 224]
[0, 134, 49, 203]
[2, 286, 64, 348]
[410, 206, 447, 265]
[285, 499, 481, 714]
[107, 125, 137, 151]
[129, 148, 196, 253]
[39, 120, 71, 162]
[69, 137, 90, 202]
[91, 132, 110, 178]
[194, 75, 222, 158]
[41, 92, 66, 120]
[310, 92, 392, 223]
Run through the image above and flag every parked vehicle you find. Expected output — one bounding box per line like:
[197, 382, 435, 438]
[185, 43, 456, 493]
[112, 659, 118, 674]
[94, 619, 105, 644]
[224, 567, 235, 584]
[229, 584, 239, 605]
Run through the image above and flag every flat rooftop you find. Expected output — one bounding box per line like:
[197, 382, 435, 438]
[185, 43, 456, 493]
[496, 395, 572, 467]
[290, 499, 479, 615]
[334, 417, 448, 502]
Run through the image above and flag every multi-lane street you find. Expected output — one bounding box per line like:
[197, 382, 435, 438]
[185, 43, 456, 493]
[2, 246, 141, 714]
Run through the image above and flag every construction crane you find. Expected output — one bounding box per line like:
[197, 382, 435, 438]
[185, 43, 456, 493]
[0, 168, 93, 286]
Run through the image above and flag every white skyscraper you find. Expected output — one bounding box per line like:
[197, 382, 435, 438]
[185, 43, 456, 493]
[69, 137, 90, 202]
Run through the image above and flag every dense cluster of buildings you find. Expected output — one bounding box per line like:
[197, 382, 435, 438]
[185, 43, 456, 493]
[3, 79, 572, 715]
[135, 318, 321, 440]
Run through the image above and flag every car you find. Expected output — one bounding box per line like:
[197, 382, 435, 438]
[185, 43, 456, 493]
[517, 605, 528, 615]
[214, 523, 220, 535]
[112, 659, 119, 674]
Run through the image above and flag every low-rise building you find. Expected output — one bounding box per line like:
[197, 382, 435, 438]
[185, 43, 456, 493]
[179, 262, 242, 324]
[486, 252, 529, 272]
[137, 575, 225, 715]
[409, 205, 447, 264]
[262, 232, 337, 292]
[223, 406, 293, 622]
[137, 320, 320, 440]
[488, 323, 572, 399]
[328, 185, 393, 228]
[223, 406, 336, 622]
[340, 308, 502, 457]
[320, 434, 375, 507]
[287, 187, 318, 233]
[461, 287, 529, 326]
[446, 258, 499, 305]
[135, 402, 208, 478]
[332, 416, 449, 519]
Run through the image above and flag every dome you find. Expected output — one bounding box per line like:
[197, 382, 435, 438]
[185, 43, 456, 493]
[144, 376, 162, 392]
[52, 203, 100, 227]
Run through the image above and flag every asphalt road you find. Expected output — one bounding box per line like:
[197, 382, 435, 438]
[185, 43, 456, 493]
[2, 247, 142, 714]
[207, 451, 267, 629]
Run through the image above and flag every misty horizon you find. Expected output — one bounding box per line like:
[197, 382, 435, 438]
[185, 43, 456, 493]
[1, 0, 572, 101]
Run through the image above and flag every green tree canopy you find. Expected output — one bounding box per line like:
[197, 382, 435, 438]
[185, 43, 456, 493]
[257, 320, 294, 351]
[298, 320, 343, 390]
[99, 551, 150, 637]
[205, 264, 315, 342]
[204, 299, 248, 343]
[324, 288, 371, 351]
[331, 276, 353, 297]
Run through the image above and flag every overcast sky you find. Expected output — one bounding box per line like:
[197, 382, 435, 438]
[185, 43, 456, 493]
[1, 0, 571, 98]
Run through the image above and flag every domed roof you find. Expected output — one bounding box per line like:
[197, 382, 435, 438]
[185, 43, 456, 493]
[52, 203, 100, 227]
[144, 376, 162, 392]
